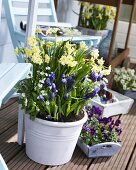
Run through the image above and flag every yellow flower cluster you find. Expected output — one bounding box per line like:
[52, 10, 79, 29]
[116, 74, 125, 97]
[91, 49, 99, 59]
[46, 28, 59, 35]
[80, 41, 88, 51]
[59, 55, 77, 67]
[44, 54, 50, 63]
[65, 41, 75, 55]
[31, 53, 43, 65]
[27, 36, 37, 47]
[81, 3, 116, 30]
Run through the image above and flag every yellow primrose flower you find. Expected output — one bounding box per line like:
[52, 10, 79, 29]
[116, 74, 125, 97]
[15, 47, 19, 56]
[97, 14, 102, 20]
[27, 36, 37, 47]
[44, 54, 50, 63]
[46, 28, 59, 35]
[68, 60, 77, 67]
[25, 48, 32, 58]
[91, 49, 99, 59]
[59, 56, 68, 65]
[82, 2, 89, 7]
[102, 65, 111, 76]
[98, 58, 104, 66]
[31, 53, 43, 65]
[35, 27, 42, 34]
[67, 55, 74, 61]
[46, 42, 54, 48]
[80, 41, 88, 51]
[65, 42, 75, 54]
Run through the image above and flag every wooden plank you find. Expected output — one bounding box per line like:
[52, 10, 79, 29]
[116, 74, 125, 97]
[13, 7, 52, 16]
[79, 0, 136, 6]
[0, 98, 18, 111]
[0, 63, 32, 106]
[127, 146, 136, 170]
[0, 63, 15, 79]
[0, 101, 18, 134]
[12, 0, 50, 3]
[111, 48, 129, 68]
[7, 149, 47, 170]
[0, 124, 23, 163]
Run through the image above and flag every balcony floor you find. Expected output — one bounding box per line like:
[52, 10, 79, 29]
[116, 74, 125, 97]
[0, 96, 136, 170]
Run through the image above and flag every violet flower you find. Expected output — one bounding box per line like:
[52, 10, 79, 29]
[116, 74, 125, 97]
[49, 72, 55, 81]
[37, 95, 44, 101]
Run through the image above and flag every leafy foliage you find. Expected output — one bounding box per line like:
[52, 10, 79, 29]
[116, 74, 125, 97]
[16, 37, 110, 122]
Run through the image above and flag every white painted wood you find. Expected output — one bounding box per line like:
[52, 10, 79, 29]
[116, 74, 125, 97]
[0, 63, 15, 79]
[12, 0, 50, 3]
[25, 0, 38, 40]
[0, 0, 2, 25]
[13, 8, 52, 16]
[37, 21, 72, 27]
[18, 104, 25, 145]
[0, 63, 32, 106]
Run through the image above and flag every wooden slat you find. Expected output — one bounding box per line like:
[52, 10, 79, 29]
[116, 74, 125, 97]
[111, 48, 129, 68]
[0, 101, 18, 134]
[0, 63, 15, 79]
[127, 146, 136, 170]
[0, 124, 23, 163]
[12, 0, 50, 3]
[7, 149, 47, 170]
[0, 98, 18, 111]
[13, 7, 52, 16]
[0, 87, 135, 169]
[0, 63, 32, 105]
[79, 0, 136, 6]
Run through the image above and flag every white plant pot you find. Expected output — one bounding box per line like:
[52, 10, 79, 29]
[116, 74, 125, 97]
[25, 112, 87, 165]
[77, 138, 121, 158]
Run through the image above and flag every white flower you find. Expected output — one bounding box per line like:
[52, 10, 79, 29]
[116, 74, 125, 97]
[39, 79, 45, 84]
[46, 101, 50, 105]
[45, 73, 48, 77]
[38, 83, 43, 89]
[40, 72, 45, 76]
[46, 67, 51, 70]
[103, 77, 108, 84]
[24, 98, 28, 106]
[22, 93, 25, 98]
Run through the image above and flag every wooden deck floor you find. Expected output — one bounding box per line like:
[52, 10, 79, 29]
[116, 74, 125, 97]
[0, 98, 136, 170]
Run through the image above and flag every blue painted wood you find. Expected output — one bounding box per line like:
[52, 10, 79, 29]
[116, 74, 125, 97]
[0, 154, 8, 170]
[3, 0, 57, 62]
[0, 63, 32, 107]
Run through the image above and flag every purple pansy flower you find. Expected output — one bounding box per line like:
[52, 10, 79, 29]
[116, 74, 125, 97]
[115, 119, 121, 126]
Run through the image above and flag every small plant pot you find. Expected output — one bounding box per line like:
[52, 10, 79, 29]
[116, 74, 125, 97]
[91, 89, 134, 117]
[77, 138, 121, 158]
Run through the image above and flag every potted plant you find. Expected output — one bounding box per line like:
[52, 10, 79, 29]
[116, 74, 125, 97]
[77, 2, 116, 59]
[113, 67, 136, 100]
[16, 36, 111, 165]
[78, 105, 122, 157]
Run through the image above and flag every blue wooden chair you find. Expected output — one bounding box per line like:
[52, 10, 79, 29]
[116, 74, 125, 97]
[3, 0, 102, 63]
[3, 0, 65, 62]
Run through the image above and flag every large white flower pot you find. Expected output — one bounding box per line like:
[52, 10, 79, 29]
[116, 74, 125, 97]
[25, 112, 87, 165]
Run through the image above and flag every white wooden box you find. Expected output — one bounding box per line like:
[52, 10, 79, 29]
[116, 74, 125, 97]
[91, 89, 134, 117]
